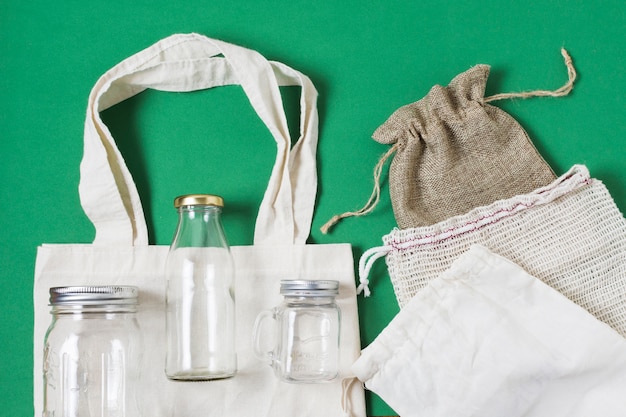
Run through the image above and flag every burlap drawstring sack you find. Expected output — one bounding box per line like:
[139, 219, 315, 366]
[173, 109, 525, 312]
[373, 63, 559, 228]
[321, 49, 576, 232]
[357, 165, 626, 338]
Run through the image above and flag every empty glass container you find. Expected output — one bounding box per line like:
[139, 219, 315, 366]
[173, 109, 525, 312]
[253, 280, 341, 383]
[43, 285, 141, 417]
[165, 194, 236, 380]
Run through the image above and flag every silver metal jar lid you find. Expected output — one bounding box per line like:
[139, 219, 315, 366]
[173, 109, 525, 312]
[280, 280, 339, 297]
[49, 286, 138, 306]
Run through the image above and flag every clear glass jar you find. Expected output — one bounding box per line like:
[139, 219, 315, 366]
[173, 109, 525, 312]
[165, 194, 236, 380]
[253, 280, 341, 383]
[43, 286, 141, 417]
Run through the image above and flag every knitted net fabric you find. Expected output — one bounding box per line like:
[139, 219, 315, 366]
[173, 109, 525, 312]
[382, 165, 626, 337]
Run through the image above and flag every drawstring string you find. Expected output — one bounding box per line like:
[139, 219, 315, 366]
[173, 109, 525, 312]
[484, 48, 576, 103]
[320, 143, 400, 234]
[357, 245, 392, 297]
[340, 376, 365, 417]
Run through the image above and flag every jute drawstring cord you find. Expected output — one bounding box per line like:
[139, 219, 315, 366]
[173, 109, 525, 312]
[320, 142, 400, 234]
[320, 48, 576, 234]
[484, 48, 576, 103]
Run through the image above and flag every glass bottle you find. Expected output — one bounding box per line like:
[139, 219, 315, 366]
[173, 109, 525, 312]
[43, 285, 141, 417]
[253, 280, 341, 383]
[165, 194, 236, 380]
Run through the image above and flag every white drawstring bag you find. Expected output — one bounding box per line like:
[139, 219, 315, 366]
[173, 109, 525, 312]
[353, 245, 626, 417]
[359, 165, 626, 337]
[33, 33, 366, 417]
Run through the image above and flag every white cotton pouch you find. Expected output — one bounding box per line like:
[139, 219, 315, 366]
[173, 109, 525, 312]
[352, 245, 626, 417]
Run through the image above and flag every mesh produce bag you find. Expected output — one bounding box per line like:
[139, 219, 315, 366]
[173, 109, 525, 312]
[359, 165, 626, 337]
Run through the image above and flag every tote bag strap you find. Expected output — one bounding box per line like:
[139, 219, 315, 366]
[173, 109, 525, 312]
[80, 33, 318, 246]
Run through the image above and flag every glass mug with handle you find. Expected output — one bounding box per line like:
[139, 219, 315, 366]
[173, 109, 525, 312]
[253, 280, 341, 383]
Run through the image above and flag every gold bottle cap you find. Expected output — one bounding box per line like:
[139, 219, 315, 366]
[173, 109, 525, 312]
[174, 194, 224, 208]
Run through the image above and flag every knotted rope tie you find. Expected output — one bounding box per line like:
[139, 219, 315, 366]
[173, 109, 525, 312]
[356, 245, 392, 297]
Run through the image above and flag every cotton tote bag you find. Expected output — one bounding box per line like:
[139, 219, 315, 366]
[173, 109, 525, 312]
[359, 165, 626, 338]
[34, 33, 366, 417]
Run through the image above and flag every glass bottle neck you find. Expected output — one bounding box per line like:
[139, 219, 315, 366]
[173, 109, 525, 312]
[173, 205, 228, 249]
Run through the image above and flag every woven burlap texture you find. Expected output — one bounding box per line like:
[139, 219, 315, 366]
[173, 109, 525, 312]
[373, 65, 556, 229]
[381, 165, 626, 338]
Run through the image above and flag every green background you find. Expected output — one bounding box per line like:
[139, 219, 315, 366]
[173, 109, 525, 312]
[2, 1, 625, 415]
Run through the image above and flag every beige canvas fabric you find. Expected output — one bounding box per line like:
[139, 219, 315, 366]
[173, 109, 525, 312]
[372, 64, 557, 228]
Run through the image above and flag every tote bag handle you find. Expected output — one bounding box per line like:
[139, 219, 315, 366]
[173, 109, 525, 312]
[80, 33, 318, 246]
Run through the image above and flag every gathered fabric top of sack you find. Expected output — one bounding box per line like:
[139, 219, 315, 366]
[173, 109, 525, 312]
[321, 49, 576, 232]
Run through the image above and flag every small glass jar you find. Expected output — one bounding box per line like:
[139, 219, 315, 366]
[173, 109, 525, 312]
[43, 286, 141, 417]
[253, 280, 341, 383]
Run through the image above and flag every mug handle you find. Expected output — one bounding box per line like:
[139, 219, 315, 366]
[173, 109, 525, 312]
[252, 310, 276, 365]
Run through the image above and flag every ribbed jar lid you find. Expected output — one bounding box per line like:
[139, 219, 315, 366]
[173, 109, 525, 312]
[174, 194, 224, 208]
[280, 280, 339, 297]
[49, 286, 138, 306]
